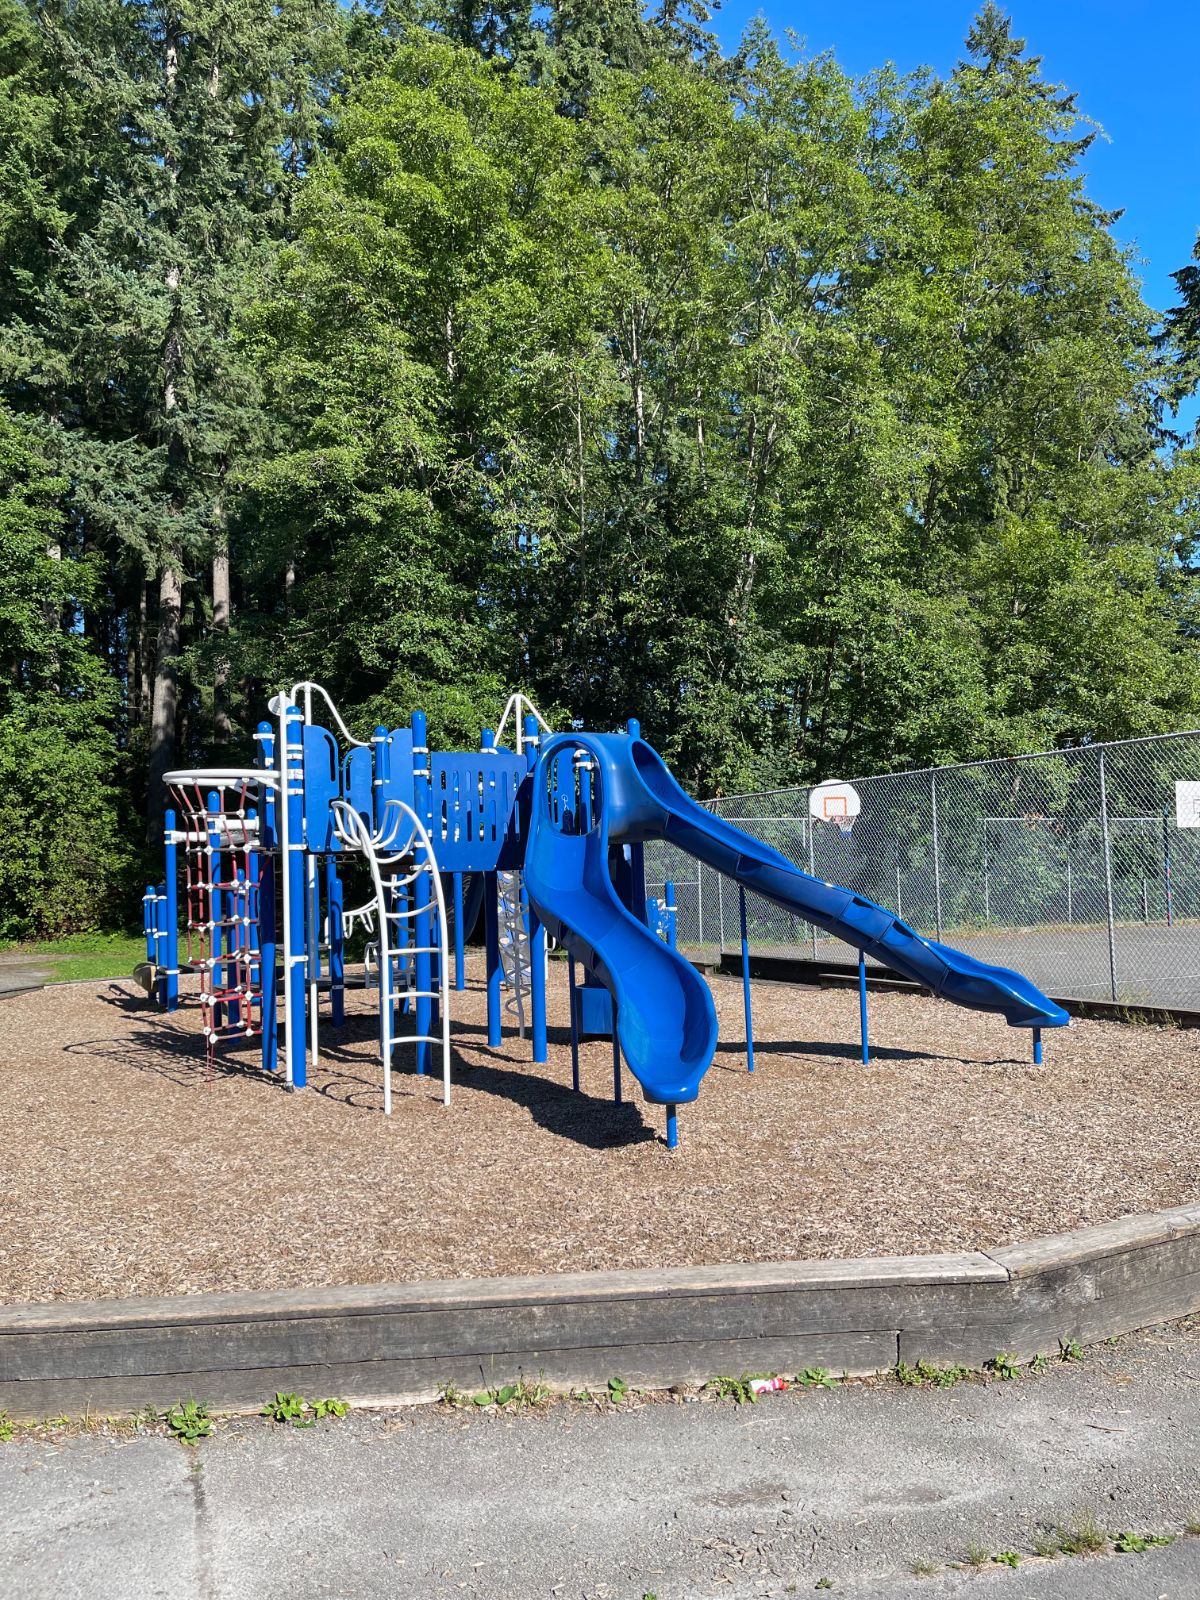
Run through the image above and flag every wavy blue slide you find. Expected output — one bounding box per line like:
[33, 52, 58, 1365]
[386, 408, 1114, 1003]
[523, 731, 1069, 1107]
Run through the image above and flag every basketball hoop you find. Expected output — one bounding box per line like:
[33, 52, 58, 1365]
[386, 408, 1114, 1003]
[809, 780, 861, 838]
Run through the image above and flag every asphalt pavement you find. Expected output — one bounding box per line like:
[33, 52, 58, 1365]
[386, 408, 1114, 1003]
[4, 1318, 1200, 1599]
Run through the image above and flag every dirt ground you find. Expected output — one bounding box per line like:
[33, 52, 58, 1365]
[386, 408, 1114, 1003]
[2, 956, 1198, 1304]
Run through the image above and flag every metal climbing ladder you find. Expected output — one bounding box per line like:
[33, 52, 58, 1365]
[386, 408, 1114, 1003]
[497, 869, 531, 1037]
[332, 797, 451, 1112]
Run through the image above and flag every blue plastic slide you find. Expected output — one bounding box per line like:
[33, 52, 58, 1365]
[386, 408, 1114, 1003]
[524, 731, 1069, 1106]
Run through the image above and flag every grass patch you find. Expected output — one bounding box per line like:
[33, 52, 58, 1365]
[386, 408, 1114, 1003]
[1055, 1510, 1107, 1556]
[0, 932, 145, 983]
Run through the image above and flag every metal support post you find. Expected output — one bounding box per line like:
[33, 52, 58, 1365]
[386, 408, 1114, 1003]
[858, 950, 869, 1066]
[739, 886, 755, 1074]
[1098, 749, 1118, 1003]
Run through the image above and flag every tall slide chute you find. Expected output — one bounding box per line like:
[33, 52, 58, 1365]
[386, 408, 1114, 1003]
[524, 731, 1068, 1107]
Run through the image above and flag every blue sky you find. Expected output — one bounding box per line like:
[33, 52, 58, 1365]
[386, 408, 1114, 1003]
[708, 0, 1200, 437]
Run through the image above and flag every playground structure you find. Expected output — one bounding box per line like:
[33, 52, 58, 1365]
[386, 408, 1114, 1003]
[145, 687, 1070, 1147]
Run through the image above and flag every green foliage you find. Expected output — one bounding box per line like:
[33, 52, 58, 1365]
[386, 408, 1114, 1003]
[260, 1390, 348, 1426]
[0, 1409, 13, 1442]
[987, 1352, 1022, 1381]
[469, 1378, 550, 1409]
[0, 0, 1198, 893]
[992, 1551, 1021, 1568]
[705, 1374, 758, 1405]
[896, 1359, 971, 1388]
[1055, 1510, 1107, 1556]
[606, 1376, 629, 1403]
[1059, 1337, 1085, 1363]
[795, 1368, 835, 1389]
[1113, 1530, 1174, 1553]
[165, 1399, 212, 1445]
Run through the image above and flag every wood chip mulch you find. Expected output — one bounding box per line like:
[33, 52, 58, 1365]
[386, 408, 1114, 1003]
[2, 956, 1197, 1305]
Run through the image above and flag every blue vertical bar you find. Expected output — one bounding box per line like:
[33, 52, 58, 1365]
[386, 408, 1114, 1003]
[858, 950, 869, 1065]
[206, 793, 224, 1032]
[255, 723, 278, 1076]
[154, 882, 168, 1007]
[665, 880, 677, 951]
[411, 709, 432, 1075]
[625, 718, 647, 924]
[666, 1105, 678, 1150]
[1033, 1027, 1043, 1066]
[163, 812, 179, 1011]
[327, 859, 345, 1027]
[739, 885, 755, 1074]
[481, 728, 502, 1047]
[246, 814, 260, 1036]
[372, 724, 389, 832]
[285, 705, 308, 1089]
[612, 1015, 622, 1105]
[453, 872, 466, 992]
[484, 871, 501, 1045]
[567, 951, 581, 1092]
[524, 713, 547, 1065]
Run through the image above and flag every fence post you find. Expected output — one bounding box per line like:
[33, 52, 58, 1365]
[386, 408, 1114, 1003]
[931, 771, 943, 941]
[806, 815, 818, 959]
[1098, 748, 1119, 1002]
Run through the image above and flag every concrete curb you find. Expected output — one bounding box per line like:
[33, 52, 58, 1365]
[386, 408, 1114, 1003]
[4, 1203, 1200, 1417]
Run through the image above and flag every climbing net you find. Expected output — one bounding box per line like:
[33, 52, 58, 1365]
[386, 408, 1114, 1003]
[165, 770, 275, 1069]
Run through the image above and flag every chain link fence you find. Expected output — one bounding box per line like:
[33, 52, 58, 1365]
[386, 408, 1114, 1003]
[644, 731, 1200, 1010]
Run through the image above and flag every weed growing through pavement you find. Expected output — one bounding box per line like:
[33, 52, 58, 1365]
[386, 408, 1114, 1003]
[261, 1392, 349, 1428]
[1113, 1531, 1175, 1553]
[963, 1543, 989, 1568]
[895, 1360, 971, 1388]
[1055, 1510, 1107, 1556]
[469, 1379, 551, 1411]
[987, 1351, 1022, 1381]
[1059, 1337, 1084, 1362]
[166, 1400, 212, 1446]
[909, 1559, 937, 1578]
[706, 1375, 759, 1405]
[795, 1367, 835, 1388]
[992, 1551, 1021, 1568]
[607, 1376, 630, 1403]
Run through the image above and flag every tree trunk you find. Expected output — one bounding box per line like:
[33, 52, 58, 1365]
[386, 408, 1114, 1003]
[146, 563, 182, 843]
[212, 519, 231, 745]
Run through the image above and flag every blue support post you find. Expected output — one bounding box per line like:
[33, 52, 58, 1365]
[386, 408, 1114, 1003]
[246, 812, 260, 1040]
[612, 1016, 622, 1105]
[1033, 1027, 1043, 1066]
[371, 724, 389, 833]
[206, 793, 224, 1033]
[739, 885, 755, 1075]
[525, 713, 547, 1065]
[255, 722, 278, 1076]
[666, 1105, 678, 1150]
[327, 859, 345, 1028]
[481, 728, 502, 1047]
[453, 872, 466, 992]
[411, 709, 432, 1076]
[664, 880, 677, 951]
[163, 812, 179, 1011]
[858, 950, 869, 1066]
[625, 718, 647, 925]
[567, 951, 581, 1092]
[284, 704, 308, 1089]
[154, 882, 168, 1008]
[485, 871, 501, 1045]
